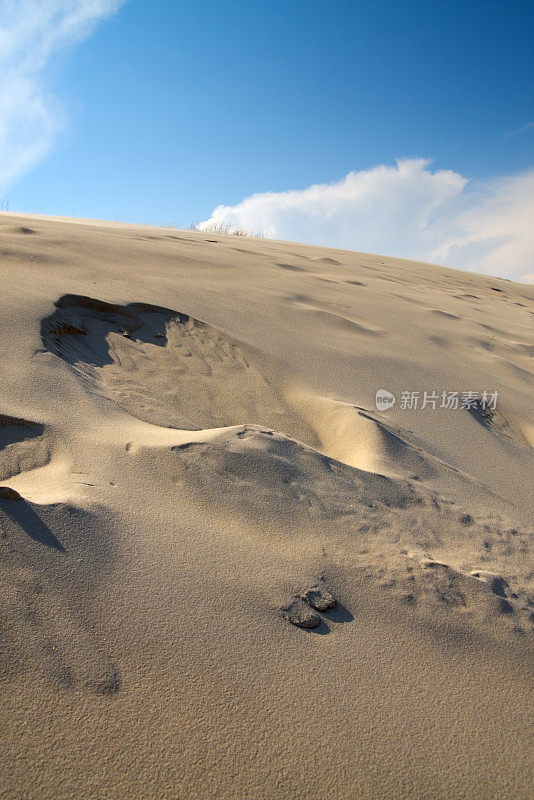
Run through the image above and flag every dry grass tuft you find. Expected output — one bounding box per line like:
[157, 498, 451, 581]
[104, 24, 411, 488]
[192, 221, 263, 238]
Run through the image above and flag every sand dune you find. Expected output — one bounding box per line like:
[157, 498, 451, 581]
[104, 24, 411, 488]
[0, 213, 532, 799]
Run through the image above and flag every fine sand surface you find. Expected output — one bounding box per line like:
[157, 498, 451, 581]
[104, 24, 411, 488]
[0, 213, 533, 799]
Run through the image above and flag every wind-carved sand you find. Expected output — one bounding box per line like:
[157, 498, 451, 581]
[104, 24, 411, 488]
[0, 214, 533, 800]
[39, 297, 534, 635]
[41, 294, 316, 443]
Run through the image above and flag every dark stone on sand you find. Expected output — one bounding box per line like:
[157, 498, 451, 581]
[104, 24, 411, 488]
[302, 579, 337, 611]
[281, 597, 321, 628]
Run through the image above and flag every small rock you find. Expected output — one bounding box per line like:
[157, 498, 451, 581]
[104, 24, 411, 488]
[281, 597, 321, 628]
[302, 579, 336, 611]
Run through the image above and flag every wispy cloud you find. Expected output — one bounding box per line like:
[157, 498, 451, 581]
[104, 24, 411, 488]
[0, 0, 125, 194]
[503, 121, 534, 138]
[198, 159, 534, 282]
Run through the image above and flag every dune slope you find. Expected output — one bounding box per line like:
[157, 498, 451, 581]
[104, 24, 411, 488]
[0, 214, 533, 800]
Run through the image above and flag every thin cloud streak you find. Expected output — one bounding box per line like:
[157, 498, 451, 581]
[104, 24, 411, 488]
[503, 121, 534, 138]
[0, 0, 125, 194]
[199, 159, 534, 282]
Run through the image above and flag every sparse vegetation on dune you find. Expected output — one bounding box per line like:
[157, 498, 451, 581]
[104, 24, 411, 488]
[191, 220, 264, 238]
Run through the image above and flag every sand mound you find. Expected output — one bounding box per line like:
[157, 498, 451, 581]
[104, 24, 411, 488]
[289, 392, 437, 476]
[168, 425, 422, 524]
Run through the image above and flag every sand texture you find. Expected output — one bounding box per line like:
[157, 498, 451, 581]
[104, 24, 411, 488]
[0, 213, 533, 799]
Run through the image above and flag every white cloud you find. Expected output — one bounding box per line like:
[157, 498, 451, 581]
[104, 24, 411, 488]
[0, 0, 125, 194]
[198, 159, 534, 282]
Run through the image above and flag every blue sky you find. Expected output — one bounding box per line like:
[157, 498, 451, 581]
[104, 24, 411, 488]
[1, 1, 533, 279]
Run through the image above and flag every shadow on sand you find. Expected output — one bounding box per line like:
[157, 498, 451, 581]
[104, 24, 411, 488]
[0, 498, 66, 552]
[303, 602, 355, 635]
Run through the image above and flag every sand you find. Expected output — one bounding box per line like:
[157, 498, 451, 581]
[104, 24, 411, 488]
[0, 212, 532, 799]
